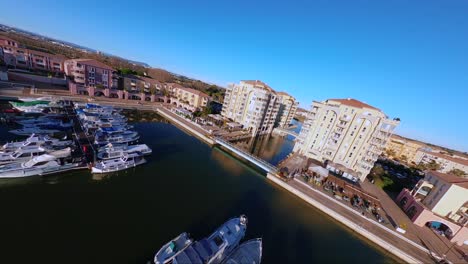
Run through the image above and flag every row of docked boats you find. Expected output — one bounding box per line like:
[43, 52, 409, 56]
[0, 134, 81, 178]
[154, 215, 262, 264]
[75, 103, 152, 174]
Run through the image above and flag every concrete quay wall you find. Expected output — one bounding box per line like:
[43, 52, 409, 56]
[156, 108, 215, 146]
[266, 173, 422, 264]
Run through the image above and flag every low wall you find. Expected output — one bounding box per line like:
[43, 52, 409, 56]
[8, 71, 67, 86]
[266, 173, 422, 264]
[156, 108, 215, 145]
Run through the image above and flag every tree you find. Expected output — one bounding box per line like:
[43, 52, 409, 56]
[448, 169, 467, 177]
[400, 155, 408, 163]
[426, 160, 441, 171]
[386, 149, 397, 157]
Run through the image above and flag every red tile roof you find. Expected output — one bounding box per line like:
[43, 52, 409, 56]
[427, 170, 468, 188]
[178, 87, 210, 98]
[327, 98, 380, 111]
[242, 80, 274, 92]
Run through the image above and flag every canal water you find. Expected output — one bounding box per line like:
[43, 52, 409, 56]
[0, 114, 396, 264]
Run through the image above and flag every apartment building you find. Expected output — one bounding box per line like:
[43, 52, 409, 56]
[0, 36, 65, 72]
[275, 92, 299, 128]
[221, 80, 280, 136]
[396, 171, 468, 245]
[294, 98, 400, 182]
[413, 150, 468, 175]
[122, 75, 163, 93]
[65, 59, 114, 90]
[172, 87, 210, 111]
[385, 136, 424, 162]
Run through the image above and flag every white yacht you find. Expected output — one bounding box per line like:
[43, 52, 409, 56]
[0, 146, 49, 165]
[94, 132, 140, 146]
[0, 148, 77, 178]
[1, 134, 72, 151]
[9, 127, 60, 136]
[154, 215, 248, 264]
[97, 143, 152, 160]
[91, 152, 146, 173]
[222, 238, 262, 264]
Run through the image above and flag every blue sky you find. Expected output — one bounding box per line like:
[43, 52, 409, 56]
[2, 0, 468, 151]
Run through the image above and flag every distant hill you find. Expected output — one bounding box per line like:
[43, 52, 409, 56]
[0, 23, 224, 100]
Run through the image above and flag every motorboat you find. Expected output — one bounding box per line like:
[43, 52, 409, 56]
[22, 120, 73, 130]
[9, 127, 60, 136]
[97, 143, 152, 160]
[94, 132, 140, 146]
[1, 134, 72, 151]
[222, 238, 262, 264]
[10, 98, 51, 113]
[0, 148, 78, 178]
[154, 215, 248, 264]
[91, 152, 146, 173]
[154, 233, 193, 264]
[0, 146, 49, 164]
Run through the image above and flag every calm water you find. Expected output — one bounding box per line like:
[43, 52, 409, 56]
[0, 116, 396, 264]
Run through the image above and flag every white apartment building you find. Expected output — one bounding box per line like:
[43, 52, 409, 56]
[294, 98, 400, 181]
[221, 80, 280, 136]
[275, 92, 299, 128]
[413, 150, 468, 175]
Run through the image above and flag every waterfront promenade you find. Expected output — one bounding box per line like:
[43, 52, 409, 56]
[0, 90, 465, 263]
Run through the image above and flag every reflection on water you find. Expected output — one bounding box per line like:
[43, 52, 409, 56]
[233, 120, 302, 165]
[0, 116, 394, 264]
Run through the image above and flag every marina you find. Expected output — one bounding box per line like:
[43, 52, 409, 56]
[0, 104, 395, 264]
[0, 98, 152, 178]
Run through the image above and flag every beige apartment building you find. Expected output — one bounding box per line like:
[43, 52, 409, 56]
[294, 98, 400, 181]
[413, 150, 468, 175]
[275, 92, 299, 128]
[172, 87, 210, 111]
[385, 135, 424, 162]
[221, 80, 280, 136]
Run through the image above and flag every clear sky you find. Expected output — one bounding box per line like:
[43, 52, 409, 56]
[2, 0, 468, 152]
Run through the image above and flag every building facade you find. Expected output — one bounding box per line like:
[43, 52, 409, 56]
[396, 171, 468, 246]
[413, 150, 468, 175]
[221, 80, 280, 136]
[0, 36, 65, 73]
[65, 58, 114, 93]
[172, 87, 210, 111]
[275, 92, 299, 128]
[294, 98, 400, 181]
[385, 136, 424, 162]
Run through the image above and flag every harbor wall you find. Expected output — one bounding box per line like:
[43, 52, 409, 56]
[266, 173, 422, 264]
[156, 108, 215, 146]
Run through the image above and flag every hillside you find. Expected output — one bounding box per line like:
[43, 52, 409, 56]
[0, 30, 224, 100]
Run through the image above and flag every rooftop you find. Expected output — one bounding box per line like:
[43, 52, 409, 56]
[67, 58, 114, 70]
[178, 87, 210, 97]
[327, 98, 381, 111]
[421, 150, 468, 166]
[241, 80, 274, 92]
[427, 170, 468, 188]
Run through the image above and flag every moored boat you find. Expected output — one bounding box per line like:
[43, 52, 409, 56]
[0, 146, 49, 165]
[222, 238, 262, 264]
[91, 152, 146, 173]
[97, 143, 152, 160]
[1, 134, 72, 151]
[9, 127, 60, 136]
[154, 215, 248, 264]
[154, 233, 193, 264]
[0, 148, 78, 178]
